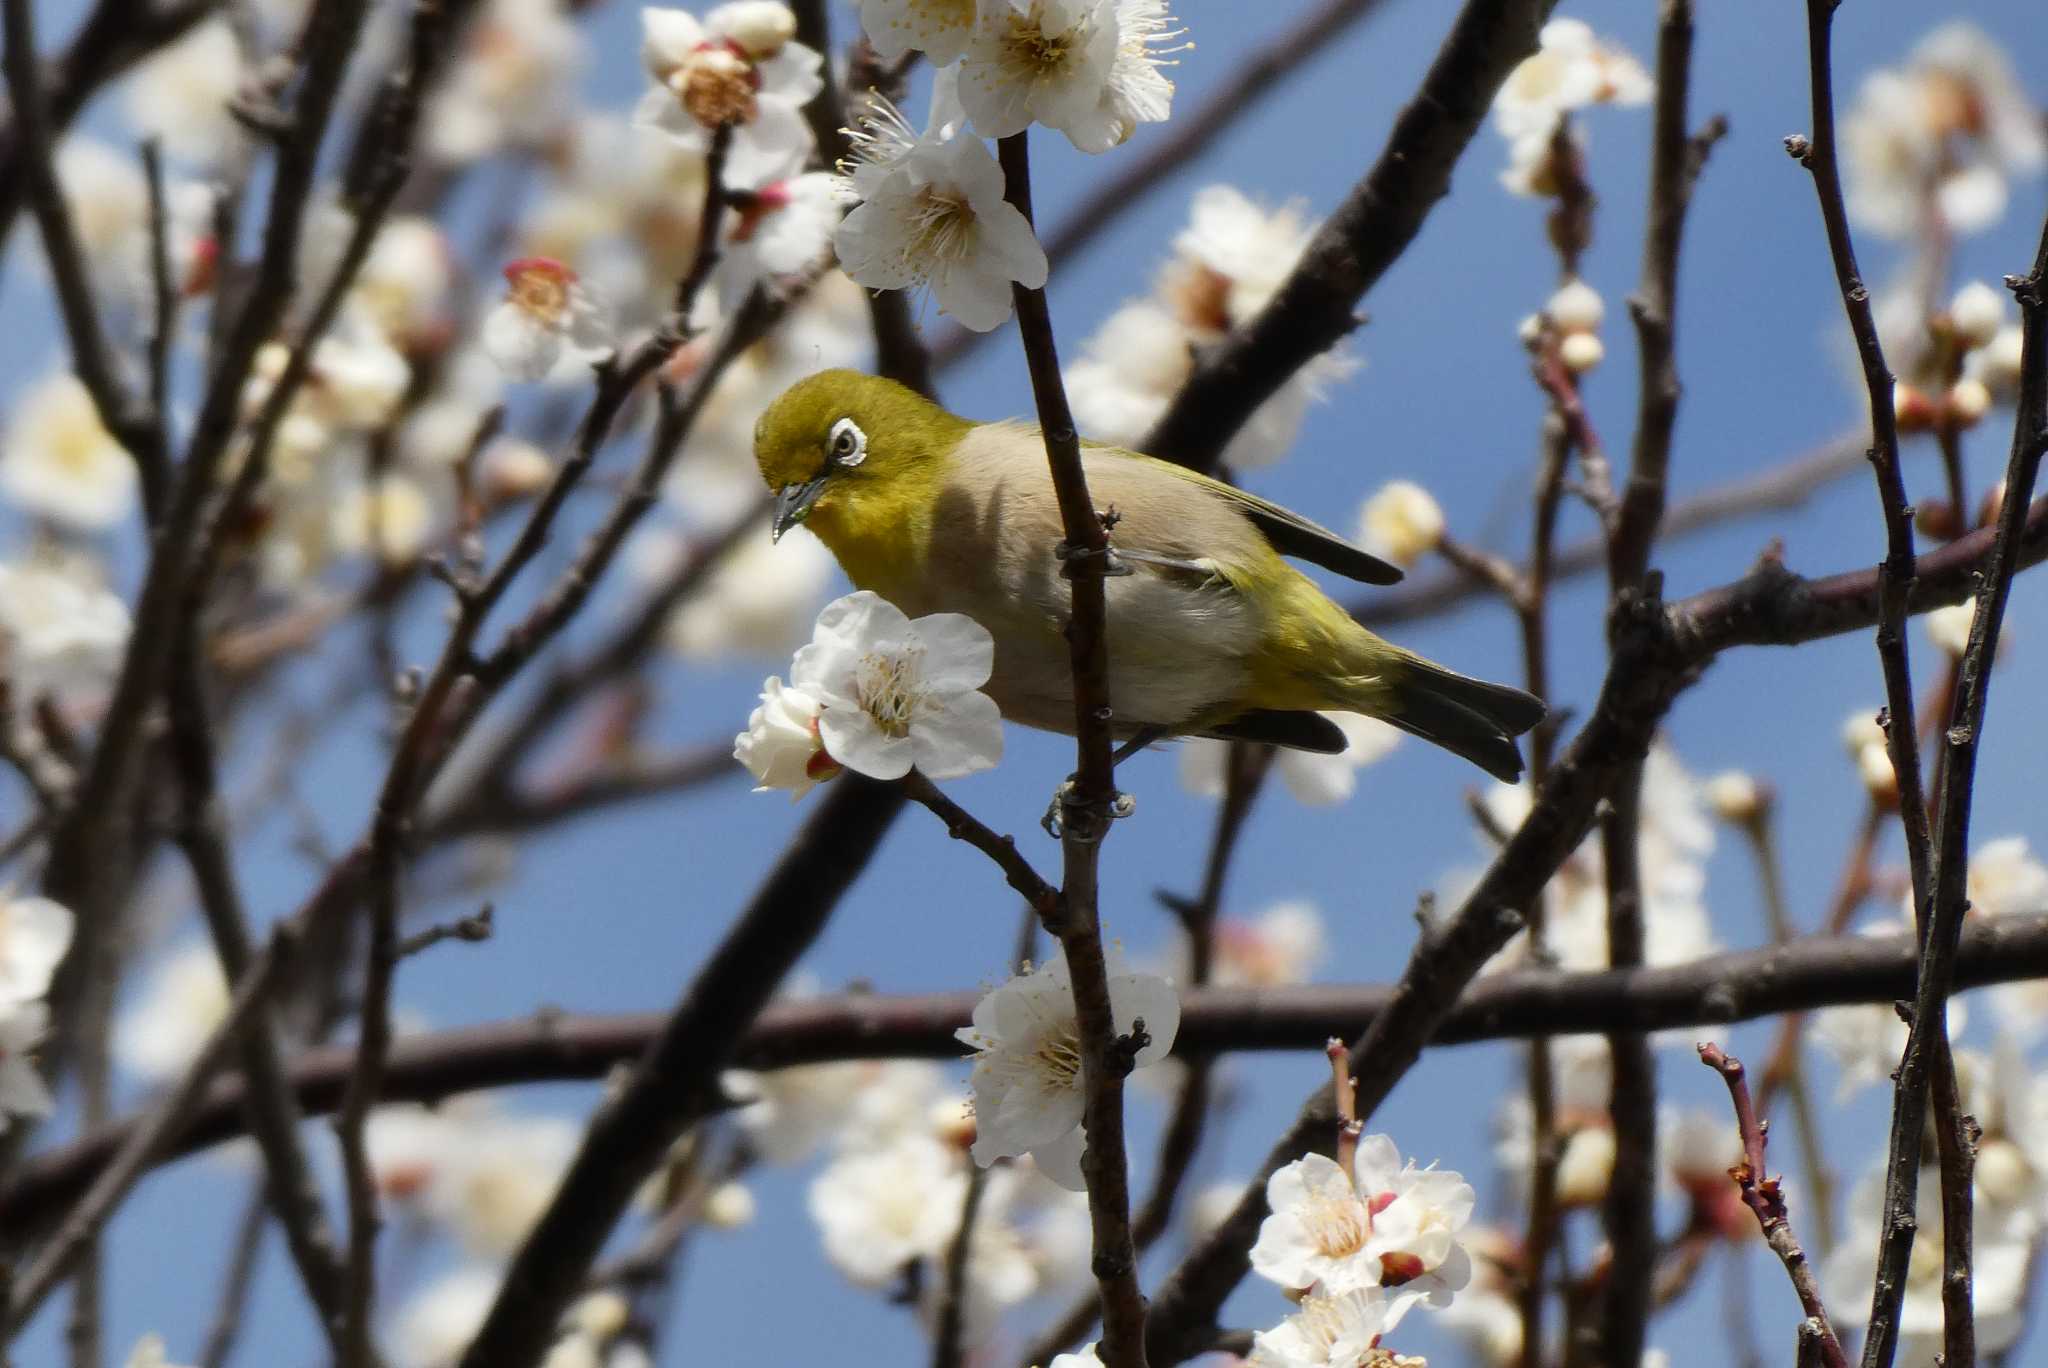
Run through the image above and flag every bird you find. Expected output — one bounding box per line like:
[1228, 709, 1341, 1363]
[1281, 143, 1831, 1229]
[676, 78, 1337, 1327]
[751, 369, 1545, 781]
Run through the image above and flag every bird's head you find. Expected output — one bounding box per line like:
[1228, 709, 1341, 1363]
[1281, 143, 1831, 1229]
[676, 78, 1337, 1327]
[753, 369, 970, 542]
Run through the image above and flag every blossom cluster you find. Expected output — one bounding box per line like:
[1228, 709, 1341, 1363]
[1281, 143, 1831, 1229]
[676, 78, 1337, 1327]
[832, 0, 1184, 330]
[0, 890, 72, 1134]
[1242, 1134, 1473, 1365]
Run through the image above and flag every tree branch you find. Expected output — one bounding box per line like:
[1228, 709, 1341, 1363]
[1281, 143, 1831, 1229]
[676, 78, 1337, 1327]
[1141, 0, 1559, 472]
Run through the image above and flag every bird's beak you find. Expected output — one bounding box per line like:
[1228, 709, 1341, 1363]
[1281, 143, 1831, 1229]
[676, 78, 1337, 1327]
[771, 476, 829, 542]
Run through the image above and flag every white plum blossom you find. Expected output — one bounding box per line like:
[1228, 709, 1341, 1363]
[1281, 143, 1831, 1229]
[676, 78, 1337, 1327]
[788, 591, 1003, 781]
[114, 939, 230, 1083]
[1, 373, 138, 530]
[1923, 600, 1977, 657]
[481, 257, 614, 381]
[663, 523, 835, 661]
[1049, 1348, 1105, 1368]
[1178, 712, 1400, 807]
[425, 1110, 579, 1257]
[329, 475, 439, 565]
[1493, 17, 1652, 143]
[724, 1055, 911, 1164]
[424, 0, 587, 163]
[637, 4, 823, 187]
[1200, 901, 1327, 989]
[1083, 0, 1182, 152]
[956, 0, 1119, 143]
[0, 892, 73, 1006]
[1492, 19, 1652, 197]
[1843, 23, 2045, 239]
[1252, 1138, 1473, 1317]
[1357, 481, 1445, 568]
[1251, 1152, 1380, 1295]
[1248, 1287, 1411, 1367]
[720, 172, 843, 293]
[122, 1335, 193, 1368]
[351, 216, 458, 351]
[393, 1265, 502, 1368]
[834, 106, 1048, 331]
[124, 19, 247, 167]
[957, 946, 1180, 1189]
[858, 0, 988, 65]
[0, 1001, 55, 1130]
[1955, 838, 2048, 1034]
[1068, 186, 1351, 468]
[0, 557, 131, 702]
[1825, 1163, 2032, 1365]
[807, 1133, 969, 1284]
[1167, 184, 1317, 325]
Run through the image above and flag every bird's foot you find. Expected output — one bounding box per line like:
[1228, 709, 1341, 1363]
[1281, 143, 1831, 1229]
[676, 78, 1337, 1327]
[1041, 779, 1137, 840]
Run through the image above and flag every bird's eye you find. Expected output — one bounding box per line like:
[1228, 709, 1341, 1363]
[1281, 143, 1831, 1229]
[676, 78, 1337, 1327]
[827, 417, 867, 468]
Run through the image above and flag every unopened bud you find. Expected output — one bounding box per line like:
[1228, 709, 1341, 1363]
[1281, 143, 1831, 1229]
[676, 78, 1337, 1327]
[1703, 771, 1767, 824]
[1841, 709, 1886, 758]
[1915, 499, 1962, 540]
[1559, 331, 1604, 374]
[1893, 382, 1938, 433]
[1358, 480, 1446, 567]
[481, 440, 554, 502]
[567, 1291, 632, 1343]
[929, 1095, 976, 1148]
[1517, 312, 1546, 348]
[704, 1180, 757, 1229]
[1556, 1127, 1616, 1207]
[1547, 278, 1605, 334]
[712, 1, 796, 57]
[1975, 1139, 2036, 1207]
[1971, 325, 2024, 394]
[1857, 740, 1899, 805]
[1947, 377, 1992, 428]
[1947, 281, 2005, 350]
[1924, 600, 1977, 658]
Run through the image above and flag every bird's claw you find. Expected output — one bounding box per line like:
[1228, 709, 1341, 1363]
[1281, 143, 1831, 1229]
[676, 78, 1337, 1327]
[1054, 541, 1134, 577]
[1041, 779, 1137, 840]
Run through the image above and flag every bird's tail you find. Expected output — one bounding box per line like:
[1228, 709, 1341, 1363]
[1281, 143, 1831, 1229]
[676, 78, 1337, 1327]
[1367, 652, 1547, 784]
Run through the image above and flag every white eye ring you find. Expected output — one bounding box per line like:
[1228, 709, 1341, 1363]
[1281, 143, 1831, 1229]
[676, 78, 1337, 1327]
[828, 417, 867, 468]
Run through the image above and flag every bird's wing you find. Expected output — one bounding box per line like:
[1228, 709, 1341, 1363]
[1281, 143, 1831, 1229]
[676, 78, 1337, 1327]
[1106, 450, 1406, 586]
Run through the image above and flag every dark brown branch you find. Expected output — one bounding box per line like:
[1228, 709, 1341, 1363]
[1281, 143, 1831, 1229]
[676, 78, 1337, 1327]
[1879, 213, 2048, 1368]
[1696, 1045, 1848, 1368]
[0, 0, 217, 251]
[999, 128, 1145, 1368]
[1017, 745, 1270, 1368]
[199, 1187, 269, 1368]
[12, 912, 2048, 1239]
[37, 0, 373, 1074]
[1141, 0, 1558, 472]
[4, 917, 306, 1330]
[1597, 779, 1656, 1368]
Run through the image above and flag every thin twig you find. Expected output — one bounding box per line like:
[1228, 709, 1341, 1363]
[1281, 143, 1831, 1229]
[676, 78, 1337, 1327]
[900, 772, 1059, 923]
[1695, 1044, 1848, 1368]
[199, 1189, 270, 1368]
[999, 128, 1146, 1368]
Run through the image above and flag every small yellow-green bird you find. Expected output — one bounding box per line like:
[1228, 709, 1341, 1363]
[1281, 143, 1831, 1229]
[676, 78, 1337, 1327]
[753, 370, 1544, 781]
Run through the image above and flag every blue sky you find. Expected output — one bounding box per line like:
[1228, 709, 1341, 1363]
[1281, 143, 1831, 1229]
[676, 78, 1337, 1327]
[7, 0, 2048, 1364]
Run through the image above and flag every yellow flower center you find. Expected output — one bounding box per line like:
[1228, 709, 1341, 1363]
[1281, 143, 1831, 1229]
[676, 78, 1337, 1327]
[1000, 13, 1075, 74]
[675, 44, 759, 128]
[1307, 1190, 1372, 1261]
[855, 646, 928, 738]
[1032, 1024, 1083, 1089]
[903, 188, 976, 274]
